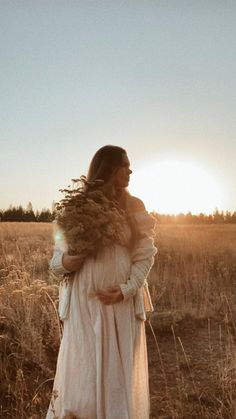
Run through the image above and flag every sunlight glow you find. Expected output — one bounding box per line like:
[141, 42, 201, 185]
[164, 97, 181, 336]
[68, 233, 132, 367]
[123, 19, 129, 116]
[128, 159, 225, 214]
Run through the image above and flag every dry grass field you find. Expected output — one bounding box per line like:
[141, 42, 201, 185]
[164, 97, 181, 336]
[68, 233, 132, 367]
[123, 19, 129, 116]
[1, 222, 236, 418]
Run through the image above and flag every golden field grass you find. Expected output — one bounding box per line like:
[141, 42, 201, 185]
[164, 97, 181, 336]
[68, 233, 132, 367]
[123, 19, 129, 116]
[0, 222, 236, 418]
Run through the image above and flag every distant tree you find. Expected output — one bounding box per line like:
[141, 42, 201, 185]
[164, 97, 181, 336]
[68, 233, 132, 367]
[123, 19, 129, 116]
[231, 212, 236, 223]
[26, 201, 33, 212]
[35, 209, 40, 220]
[3, 205, 24, 221]
[199, 213, 206, 224]
[24, 201, 36, 221]
[37, 209, 53, 222]
[225, 210, 232, 223]
[51, 200, 56, 212]
[213, 208, 224, 223]
[185, 212, 193, 223]
[208, 214, 214, 223]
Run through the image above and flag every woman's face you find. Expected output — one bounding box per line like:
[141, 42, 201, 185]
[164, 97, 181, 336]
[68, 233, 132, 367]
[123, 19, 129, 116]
[114, 153, 132, 189]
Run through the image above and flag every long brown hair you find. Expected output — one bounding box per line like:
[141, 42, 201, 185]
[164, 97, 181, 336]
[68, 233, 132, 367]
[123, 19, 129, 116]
[85, 145, 139, 251]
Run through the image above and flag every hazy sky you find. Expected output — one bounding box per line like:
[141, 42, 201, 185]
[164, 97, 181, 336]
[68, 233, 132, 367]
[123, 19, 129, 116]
[1, 1, 235, 214]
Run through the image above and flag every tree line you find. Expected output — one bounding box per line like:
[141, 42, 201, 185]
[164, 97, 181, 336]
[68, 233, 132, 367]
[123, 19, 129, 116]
[152, 209, 236, 224]
[0, 202, 53, 222]
[0, 203, 236, 224]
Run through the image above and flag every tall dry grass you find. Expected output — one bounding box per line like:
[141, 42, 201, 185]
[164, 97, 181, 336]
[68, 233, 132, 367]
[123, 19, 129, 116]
[0, 222, 236, 418]
[0, 223, 59, 418]
[148, 224, 236, 418]
[150, 224, 236, 320]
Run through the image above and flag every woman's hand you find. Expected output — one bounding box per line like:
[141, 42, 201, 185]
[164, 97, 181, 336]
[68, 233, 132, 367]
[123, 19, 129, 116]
[62, 250, 88, 272]
[95, 285, 124, 305]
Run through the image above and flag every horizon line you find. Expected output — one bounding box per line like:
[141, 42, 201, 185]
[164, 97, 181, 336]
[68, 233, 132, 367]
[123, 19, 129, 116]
[1, 204, 236, 218]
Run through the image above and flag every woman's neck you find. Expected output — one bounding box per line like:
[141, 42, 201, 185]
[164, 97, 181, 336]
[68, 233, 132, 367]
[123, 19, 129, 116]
[114, 188, 127, 211]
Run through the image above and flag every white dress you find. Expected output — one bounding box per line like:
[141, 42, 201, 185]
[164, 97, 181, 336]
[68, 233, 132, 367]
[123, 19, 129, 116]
[46, 210, 157, 419]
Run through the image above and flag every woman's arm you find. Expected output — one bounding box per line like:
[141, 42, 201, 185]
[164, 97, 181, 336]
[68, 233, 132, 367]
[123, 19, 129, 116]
[50, 222, 87, 275]
[119, 197, 157, 300]
[62, 251, 88, 272]
[50, 246, 88, 274]
[119, 236, 157, 300]
[50, 247, 70, 276]
[119, 255, 156, 300]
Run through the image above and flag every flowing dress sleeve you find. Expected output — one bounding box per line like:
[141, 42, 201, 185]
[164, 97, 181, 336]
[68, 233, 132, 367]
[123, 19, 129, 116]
[119, 210, 158, 320]
[49, 221, 71, 276]
[50, 221, 73, 321]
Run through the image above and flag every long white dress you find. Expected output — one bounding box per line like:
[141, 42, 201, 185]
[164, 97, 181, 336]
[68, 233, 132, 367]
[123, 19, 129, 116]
[46, 210, 157, 419]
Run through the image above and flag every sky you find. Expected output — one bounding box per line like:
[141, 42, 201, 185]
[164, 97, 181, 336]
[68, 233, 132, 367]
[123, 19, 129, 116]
[1, 1, 236, 214]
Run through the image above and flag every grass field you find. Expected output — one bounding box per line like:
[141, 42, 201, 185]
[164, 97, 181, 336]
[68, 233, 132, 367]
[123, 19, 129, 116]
[1, 222, 236, 418]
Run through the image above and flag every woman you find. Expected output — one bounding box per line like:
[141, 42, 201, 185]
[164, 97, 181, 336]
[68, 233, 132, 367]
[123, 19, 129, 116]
[46, 145, 157, 419]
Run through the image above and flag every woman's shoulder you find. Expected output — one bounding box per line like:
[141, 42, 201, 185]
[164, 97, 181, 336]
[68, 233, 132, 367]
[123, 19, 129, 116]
[126, 194, 156, 233]
[126, 194, 146, 213]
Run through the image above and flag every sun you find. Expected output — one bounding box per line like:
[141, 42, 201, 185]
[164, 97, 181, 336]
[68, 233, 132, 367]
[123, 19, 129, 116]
[128, 159, 225, 214]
